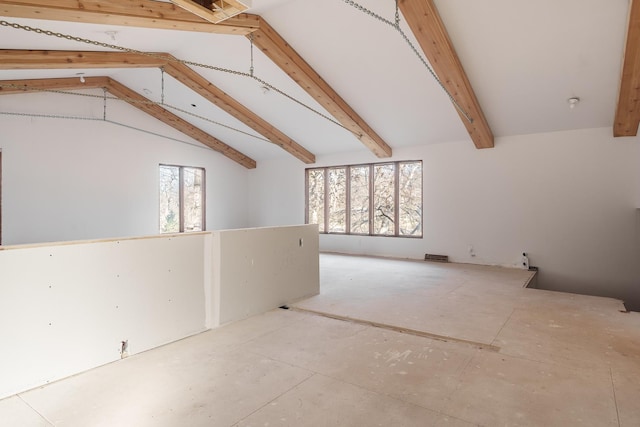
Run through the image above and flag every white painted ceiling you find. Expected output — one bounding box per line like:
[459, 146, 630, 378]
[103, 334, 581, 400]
[0, 0, 630, 164]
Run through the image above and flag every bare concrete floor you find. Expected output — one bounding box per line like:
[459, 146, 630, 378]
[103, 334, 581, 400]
[2, 253, 639, 426]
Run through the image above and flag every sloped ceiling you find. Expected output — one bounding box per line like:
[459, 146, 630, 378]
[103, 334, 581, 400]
[0, 0, 632, 168]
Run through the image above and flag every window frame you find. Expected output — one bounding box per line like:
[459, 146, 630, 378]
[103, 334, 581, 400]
[159, 164, 206, 234]
[305, 160, 423, 238]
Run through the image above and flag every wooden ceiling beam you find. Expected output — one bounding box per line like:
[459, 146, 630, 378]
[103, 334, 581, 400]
[0, 76, 256, 168]
[0, 49, 314, 163]
[0, 76, 111, 93]
[164, 61, 316, 163]
[0, 0, 259, 34]
[0, 49, 167, 69]
[614, 0, 640, 137]
[398, 0, 494, 149]
[251, 17, 392, 158]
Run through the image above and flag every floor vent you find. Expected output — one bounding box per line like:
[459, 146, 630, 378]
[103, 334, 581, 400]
[424, 253, 449, 262]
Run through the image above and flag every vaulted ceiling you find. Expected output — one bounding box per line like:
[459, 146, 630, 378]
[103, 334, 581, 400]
[0, 0, 637, 169]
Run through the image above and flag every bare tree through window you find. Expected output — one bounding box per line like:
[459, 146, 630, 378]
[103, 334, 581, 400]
[373, 164, 395, 235]
[183, 168, 204, 231]
[328, 168, 346, 232]
[350, 166, 369, 234]
[306, 161, 422, 237]
[159, 165, 180, 233]
[399, 162, 422, 236]
[159, 165, 205, 234]
[306, 169, 325, 232]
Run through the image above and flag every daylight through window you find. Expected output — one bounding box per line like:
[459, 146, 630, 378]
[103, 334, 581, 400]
[159, 165, 205, 234]
[306, 161, 422, 237]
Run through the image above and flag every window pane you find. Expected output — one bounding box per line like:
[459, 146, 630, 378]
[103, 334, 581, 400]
[305, 160, 421, 238]
[373, 164, 395, 235]
[183, 167, 204, 232]
[350, 166, 369, 234]
[328, 168, 346, 233]
[307, 169, 325, 232]
[399, 162, 422, 236]
[159, 165, 180, 233]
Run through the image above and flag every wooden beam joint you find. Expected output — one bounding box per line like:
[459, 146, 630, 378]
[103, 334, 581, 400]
[0, 0, 259, 34]
[0, 49, 315, 164]
[168, 0, 251, 24]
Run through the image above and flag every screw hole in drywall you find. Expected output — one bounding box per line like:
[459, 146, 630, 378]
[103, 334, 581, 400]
[299, 238, 303, 247]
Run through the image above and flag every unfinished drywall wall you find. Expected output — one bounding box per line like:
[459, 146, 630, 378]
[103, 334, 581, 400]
[0, 90, 249, 245]
[212, 224, 319, 326]
[0, 224, 322, 399]
[248, 127, 640, 310]
[0, 233, 207, 400]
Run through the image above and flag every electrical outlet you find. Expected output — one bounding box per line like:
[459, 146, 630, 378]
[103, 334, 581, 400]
[521, 252, 529, 270]
[120, 340, 129, 359]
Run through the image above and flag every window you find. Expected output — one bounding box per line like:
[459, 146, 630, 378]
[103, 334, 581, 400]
[159, 165, 205, 233]
[306, 161, 422, 237]
[306, 169, 325, 232]
[349, 165, 369, 234]
[328, 168, 346, 233]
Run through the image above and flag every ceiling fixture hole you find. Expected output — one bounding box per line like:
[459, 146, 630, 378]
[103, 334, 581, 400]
[567, 97, 580, 109]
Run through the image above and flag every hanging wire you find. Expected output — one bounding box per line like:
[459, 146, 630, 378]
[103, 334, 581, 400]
[394, 0, 400, 28]
[164, 103, 271, 142]
[105, 119, 218, 150]
[0, 83, 272, 143]
[0, 19, 356, 134]
[249, 34, 255, 77]
[0, 111, 221, 151]
[160, 67, 165, 105]
[103, 88, 107, 120]
[341, 0, 474, 123]
[0, 111, 105, 122]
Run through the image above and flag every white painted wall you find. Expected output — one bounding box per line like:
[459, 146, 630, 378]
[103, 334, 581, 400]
[637, 148, 640, 208]
[0, 233, 207, 400]
[212, 224, 320, 325]
[248, 127, 640, 310]
[246, 155, 305, 227]
[0, 90, 249, 245]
